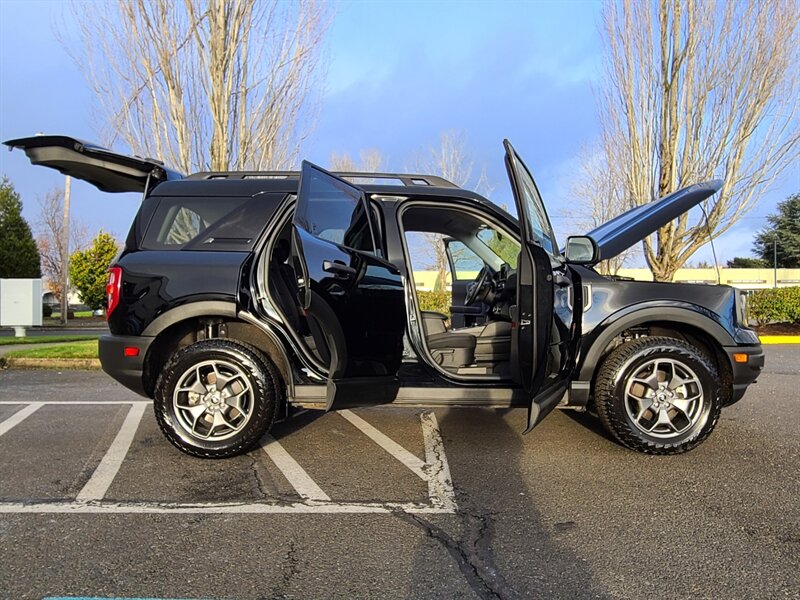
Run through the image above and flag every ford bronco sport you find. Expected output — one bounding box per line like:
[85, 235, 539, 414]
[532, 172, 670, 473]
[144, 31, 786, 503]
[6, 135, 764, 457]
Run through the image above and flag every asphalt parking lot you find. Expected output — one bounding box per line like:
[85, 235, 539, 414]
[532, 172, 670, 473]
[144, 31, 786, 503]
[1, 346, 798, 600]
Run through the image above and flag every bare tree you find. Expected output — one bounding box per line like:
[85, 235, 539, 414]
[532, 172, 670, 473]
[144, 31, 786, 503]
[329, 149, 386, 172]
[597, 0, 800, 281]
[35, 188, 89, 302]
[68, 0, 331, 174]
[570, 144, 638, 275]
[411, 131, 479, 291]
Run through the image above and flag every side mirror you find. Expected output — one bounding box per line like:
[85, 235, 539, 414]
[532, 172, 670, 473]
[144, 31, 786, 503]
[565, 236, 599, 264]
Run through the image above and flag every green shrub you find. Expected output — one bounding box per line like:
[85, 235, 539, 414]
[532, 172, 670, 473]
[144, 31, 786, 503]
[417, 290, 451, 316]
[748, 286, 800, 325]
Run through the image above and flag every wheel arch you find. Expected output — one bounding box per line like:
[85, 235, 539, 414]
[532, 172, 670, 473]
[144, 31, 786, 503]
[577, 306, 734, 405]
[142, 310, 294, 401]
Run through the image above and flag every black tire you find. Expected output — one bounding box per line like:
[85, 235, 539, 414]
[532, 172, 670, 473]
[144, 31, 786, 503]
[594, 336, 722, 455]
[154, 339, 281, 458]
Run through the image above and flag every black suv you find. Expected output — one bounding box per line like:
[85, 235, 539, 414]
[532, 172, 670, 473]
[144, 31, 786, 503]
[6, 135, 764, 457]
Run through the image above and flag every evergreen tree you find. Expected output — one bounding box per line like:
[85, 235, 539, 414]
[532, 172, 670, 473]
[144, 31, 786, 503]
[0, 176, 41, 278]
[753, 194, 800, 268]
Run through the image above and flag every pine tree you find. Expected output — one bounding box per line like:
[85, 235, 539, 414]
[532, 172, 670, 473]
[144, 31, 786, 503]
[0, 176, 41, 278]
[753, 194, 800, 269]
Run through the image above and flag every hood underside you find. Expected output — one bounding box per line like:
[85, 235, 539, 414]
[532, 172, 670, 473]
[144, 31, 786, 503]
[584, 180, 723, 263]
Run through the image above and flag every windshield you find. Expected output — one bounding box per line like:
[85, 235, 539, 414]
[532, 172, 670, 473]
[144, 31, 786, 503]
[476, 225, 519, 268]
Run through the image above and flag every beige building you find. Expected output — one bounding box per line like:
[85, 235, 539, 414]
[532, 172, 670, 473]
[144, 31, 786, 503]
[412, 268, 800, 293]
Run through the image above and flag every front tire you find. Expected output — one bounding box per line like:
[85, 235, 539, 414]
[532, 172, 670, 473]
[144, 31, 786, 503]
[594, 337, 722, 455]
[154, 339, 281, 458]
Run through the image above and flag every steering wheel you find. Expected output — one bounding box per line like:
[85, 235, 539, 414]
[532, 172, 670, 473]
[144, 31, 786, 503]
[464, 266, 493, 306]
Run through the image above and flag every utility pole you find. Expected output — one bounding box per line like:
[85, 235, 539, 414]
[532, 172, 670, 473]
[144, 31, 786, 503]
[61, 175, 71, 325]
[773, 237, 778, 289]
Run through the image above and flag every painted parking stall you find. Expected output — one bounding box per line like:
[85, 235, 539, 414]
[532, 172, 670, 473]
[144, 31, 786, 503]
[0, 399, 456, 514]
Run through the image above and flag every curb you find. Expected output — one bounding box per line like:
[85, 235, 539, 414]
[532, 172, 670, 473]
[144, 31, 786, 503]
[758, 336, 800, 345]
[0, 357, 101, 370]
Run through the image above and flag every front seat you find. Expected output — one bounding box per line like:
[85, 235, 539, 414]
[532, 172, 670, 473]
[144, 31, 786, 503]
[421, 311, 476, 368]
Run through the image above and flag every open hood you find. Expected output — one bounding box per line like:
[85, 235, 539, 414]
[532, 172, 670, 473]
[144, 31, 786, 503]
[3, 135, 183, 193]
[584, 180, 723, 263]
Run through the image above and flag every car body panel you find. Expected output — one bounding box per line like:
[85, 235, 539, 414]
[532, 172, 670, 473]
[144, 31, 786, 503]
[3, 135, 183, 193]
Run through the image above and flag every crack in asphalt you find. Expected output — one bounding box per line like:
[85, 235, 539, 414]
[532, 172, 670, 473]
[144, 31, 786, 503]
[395, 509, 520, 600]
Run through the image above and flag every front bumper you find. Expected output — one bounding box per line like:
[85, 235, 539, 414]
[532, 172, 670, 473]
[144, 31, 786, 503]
[723, 344, 765, 405]
[98, 334, 154, 397]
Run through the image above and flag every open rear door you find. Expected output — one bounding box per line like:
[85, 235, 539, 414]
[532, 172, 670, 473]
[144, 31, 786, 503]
[4, 135, 182, 193]
[504, 140, 576, 432]
[292, 161, 406, 411]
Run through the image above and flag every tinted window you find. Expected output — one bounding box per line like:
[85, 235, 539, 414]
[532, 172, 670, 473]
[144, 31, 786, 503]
[294, 166, 376, 253]
[142, 195, 280, 250]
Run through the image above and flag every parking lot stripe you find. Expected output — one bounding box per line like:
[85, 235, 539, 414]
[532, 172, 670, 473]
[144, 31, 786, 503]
[75, 402, 148, 502]
[0, 402, 43, 437]
[0, 400, 152, 405]
[339, 409, 427, 480]
[0, 500, 454, 514]
[421, 412, 457, 511]
[261, 434, 331, 501]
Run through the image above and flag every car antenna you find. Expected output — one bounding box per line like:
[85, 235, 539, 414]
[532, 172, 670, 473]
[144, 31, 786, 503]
[699, 204, 721, 285]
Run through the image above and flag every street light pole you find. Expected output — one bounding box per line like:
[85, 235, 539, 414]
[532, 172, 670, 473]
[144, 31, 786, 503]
[773, 237, 778, 289]
[61, 175, 71, 325]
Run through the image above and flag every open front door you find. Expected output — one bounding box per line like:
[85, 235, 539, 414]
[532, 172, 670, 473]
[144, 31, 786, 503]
[292, 161, 406, 411]
[504, 140, 576, 433]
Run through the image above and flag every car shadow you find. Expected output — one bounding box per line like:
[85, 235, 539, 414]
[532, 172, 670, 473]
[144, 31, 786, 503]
[401, 407, 613, 600]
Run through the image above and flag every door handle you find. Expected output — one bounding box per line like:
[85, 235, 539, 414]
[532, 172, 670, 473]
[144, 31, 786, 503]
[323, 260, 356, 278]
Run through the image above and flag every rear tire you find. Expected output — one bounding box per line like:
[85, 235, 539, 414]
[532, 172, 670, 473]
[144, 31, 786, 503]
[154, 339, 281, 458]
[594, 336, 721, 455]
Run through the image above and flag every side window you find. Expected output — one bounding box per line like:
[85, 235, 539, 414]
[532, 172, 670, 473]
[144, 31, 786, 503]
[164, 207, 206, 245]
[448, 241, 484, 281]
[294, 167, 376, 254]
[141, 194, 280, 251]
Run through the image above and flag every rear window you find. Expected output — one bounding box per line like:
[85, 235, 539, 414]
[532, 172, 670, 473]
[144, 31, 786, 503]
[141, 195, 282, 250]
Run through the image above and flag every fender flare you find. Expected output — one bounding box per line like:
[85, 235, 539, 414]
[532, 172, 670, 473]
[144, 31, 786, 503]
[577, 304, 735, 382]
[141, 301, 237, 336]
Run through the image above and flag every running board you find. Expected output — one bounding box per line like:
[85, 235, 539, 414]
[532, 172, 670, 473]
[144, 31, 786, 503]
[291, 385, 528, 409]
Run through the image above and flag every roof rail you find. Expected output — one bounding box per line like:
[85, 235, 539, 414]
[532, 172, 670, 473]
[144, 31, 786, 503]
[185, 170, 459, 189]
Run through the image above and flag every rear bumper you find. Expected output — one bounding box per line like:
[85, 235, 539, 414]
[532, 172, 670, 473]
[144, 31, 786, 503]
[724, 344, 765, 404]
[98, 334, 154, 397]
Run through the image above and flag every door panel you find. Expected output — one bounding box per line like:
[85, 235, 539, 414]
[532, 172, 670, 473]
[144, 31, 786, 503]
[292, 162, 406, 410]
[504, 139, 576, 432]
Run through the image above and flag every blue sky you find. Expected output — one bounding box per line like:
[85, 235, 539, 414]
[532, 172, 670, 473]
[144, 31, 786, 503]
[1, 0, 796, 265]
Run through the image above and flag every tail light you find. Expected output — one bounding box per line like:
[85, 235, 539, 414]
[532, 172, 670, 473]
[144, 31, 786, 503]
[106, 266, 122, 319]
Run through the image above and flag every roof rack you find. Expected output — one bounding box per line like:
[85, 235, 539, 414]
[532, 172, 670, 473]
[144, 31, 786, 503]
[185, 170, 459, 189]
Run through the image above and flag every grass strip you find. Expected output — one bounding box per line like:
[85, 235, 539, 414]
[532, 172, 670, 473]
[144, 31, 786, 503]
[4, 340, 99, 359]
[0, 335, 98, 346]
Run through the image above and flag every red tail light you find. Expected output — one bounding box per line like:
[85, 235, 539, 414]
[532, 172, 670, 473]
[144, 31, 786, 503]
[106, 266, 122, 319]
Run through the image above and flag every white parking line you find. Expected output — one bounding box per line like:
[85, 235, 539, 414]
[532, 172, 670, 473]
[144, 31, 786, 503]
[0, 402, 43, 437]
[339, 409, 427, 480]
[75, 402, 148, 502]
[0, 500, 453, 514]
[261, 434, 331, 501]
[421, 411, 457, 511]
[0, 401, 458, 514]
